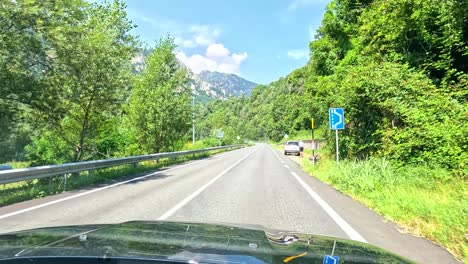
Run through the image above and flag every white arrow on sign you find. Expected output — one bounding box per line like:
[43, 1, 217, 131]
[332, 109, 343, 129]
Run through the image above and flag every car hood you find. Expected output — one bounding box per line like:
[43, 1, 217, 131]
[0, 221, 414, 263]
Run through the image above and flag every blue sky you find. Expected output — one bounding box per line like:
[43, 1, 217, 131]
[123, 0, 329, 84]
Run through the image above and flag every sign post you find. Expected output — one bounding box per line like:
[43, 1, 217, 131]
[217, 130, 224, 146]
[192, 97, 195, 145]
[311, 118, 316, 167]
[329, 108, 345, 162]
[335, 130, 339, 162]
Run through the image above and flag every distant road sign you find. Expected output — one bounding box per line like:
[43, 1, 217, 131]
[311, 118, 315, 129]
[329, 108, 345, 130]
[217, 131, 224, 138]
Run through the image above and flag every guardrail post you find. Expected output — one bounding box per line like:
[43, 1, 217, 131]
[133, 162, 137, 168]
[63, 173, 67, 191]
[88, 169, 95, 176]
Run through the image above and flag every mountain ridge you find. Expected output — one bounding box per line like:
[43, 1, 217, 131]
[190, 71, 258, 103]
[132, 52, 257, 103]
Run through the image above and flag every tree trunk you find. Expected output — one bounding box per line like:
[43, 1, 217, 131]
[72, 88, 96, 162]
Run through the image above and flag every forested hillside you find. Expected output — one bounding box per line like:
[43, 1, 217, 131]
[197, 0, 467, 172]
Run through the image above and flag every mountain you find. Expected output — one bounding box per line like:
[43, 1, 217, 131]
[190, 71, 258, 103]
[132, 51, 258, 103]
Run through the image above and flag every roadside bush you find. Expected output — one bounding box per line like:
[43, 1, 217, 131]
[320, 61, 467, 171]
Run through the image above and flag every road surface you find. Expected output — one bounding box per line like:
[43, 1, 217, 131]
[0, 144, 459, 263]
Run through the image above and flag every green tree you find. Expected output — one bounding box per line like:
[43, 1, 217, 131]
[127, 36, 191, 154]
[0, 0, 88, 159]
[25, 0, 137, 164]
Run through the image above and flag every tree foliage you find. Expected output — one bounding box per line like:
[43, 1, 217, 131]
[0, 1, 191, 164]
[23, 0, 137, 164]
[127, 37, 191, 154]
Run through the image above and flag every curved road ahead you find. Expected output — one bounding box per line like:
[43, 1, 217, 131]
[0, 144, 458, 263]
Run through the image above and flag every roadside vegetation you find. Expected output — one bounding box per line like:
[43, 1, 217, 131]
[271, 143, 466, 261]
[300, 151, 466, 262]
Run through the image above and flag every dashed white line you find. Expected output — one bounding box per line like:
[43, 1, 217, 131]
[284, 164, 289, 169]
[158, 148, 257, 220]
[290, 171, 367, 243]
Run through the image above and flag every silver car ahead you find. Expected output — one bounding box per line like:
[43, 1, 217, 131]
[284, 141, 300, 156]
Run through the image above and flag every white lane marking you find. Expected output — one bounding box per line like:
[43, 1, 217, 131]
[269, 146, 286, 163]
[290, 171, 367, 243]
[158, 148, 257, 220]
[0, 148, 249, 220]
[284, 164, 289, 169]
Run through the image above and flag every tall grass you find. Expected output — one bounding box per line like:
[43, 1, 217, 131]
[301, 157, 467, 262]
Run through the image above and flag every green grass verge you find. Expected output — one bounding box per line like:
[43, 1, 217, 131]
[298, 153, 466, 262]
[0, 148, 230, 208]
[271, 142, 466, 261]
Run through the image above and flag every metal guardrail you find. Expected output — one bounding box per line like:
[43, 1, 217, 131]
[0, 145, 243, 185]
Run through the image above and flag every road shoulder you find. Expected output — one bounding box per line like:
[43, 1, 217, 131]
[274, 147, 460, 264]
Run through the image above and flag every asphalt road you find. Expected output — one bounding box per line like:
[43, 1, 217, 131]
[0, 144, 459, 263]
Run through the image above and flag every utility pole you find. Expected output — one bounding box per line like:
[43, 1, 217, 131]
[192, 97, 195, 145]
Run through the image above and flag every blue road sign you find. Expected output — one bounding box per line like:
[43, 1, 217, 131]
[323, 255, 340, 264]
[329, 108, 345, 130]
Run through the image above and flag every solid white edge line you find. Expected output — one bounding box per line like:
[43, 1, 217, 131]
[158, 148, 257, 220]
[269, 146, 285, 162]
[0, 148, 248, 220]
[290, 171, 367, 243]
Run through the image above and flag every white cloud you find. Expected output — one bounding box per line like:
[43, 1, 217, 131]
[173, 25, 221, 48]
[287, 49, 309, 60]
[177, 43, 248, 74]
[176, 52, 218, 72]
[189, 25, 221, 47]
[232, 52, 248, 64]
[128, 9, 220, 48]
[206, 43, 230, 58]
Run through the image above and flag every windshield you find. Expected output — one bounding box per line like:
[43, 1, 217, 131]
[0, 0, 464, 263]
